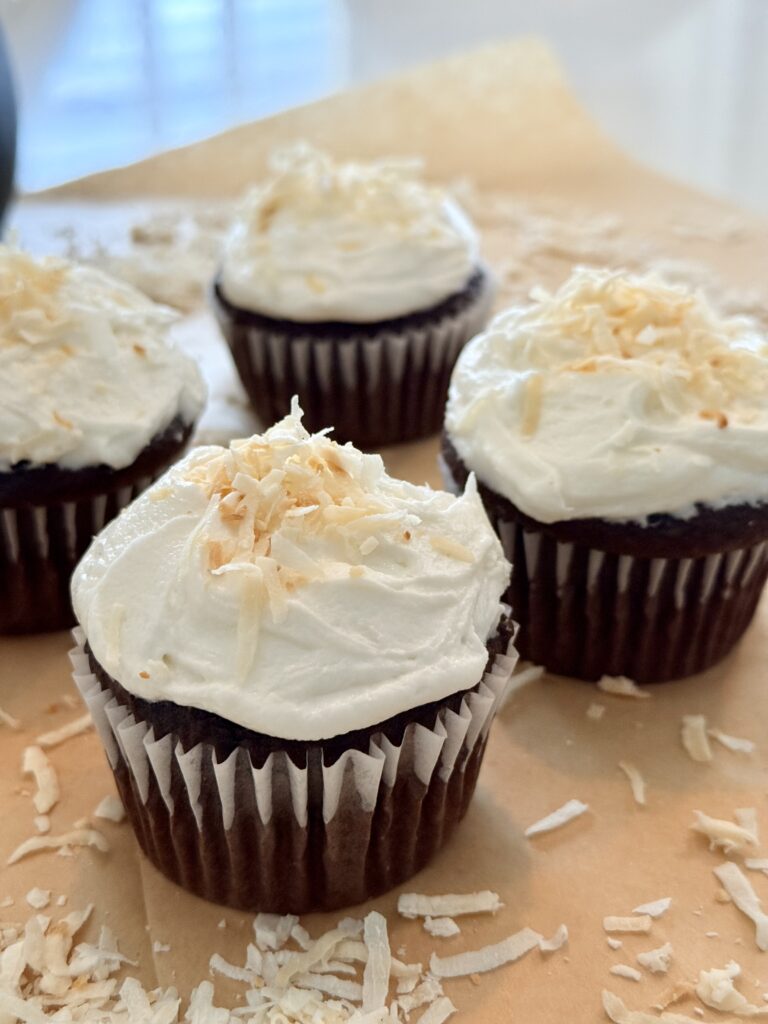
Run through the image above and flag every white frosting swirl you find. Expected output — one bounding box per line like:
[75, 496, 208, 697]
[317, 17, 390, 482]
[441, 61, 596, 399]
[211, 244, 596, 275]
[219, 144, 479, 323]
[0, 248, 206, 471]
[446, 268, 768, 523]
[72, 405, 510, 740]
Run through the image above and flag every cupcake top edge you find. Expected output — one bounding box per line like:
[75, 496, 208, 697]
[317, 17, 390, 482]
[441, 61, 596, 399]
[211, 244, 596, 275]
[445, 266, 768, 524]
[0, 246, 206, 472]
[218, 142, 480, 324]
[71, 402, 511, 741]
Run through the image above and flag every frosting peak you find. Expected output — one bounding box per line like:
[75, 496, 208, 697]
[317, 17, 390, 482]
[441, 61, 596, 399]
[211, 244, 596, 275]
[0, 247, 206, 471]
[72, 406, 510, 740]
[446, 268, 768, 523]
[219, 144, 479, 323]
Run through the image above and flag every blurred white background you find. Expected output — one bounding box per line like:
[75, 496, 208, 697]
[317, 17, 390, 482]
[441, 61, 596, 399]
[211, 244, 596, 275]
[1, 0, 766, 212]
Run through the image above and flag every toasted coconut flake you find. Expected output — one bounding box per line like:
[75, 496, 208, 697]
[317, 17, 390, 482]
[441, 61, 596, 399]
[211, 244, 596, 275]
[611, 965, 643, 982]
[7, 828, 109, 865]
[429, 927, 542, 978]
[695, 960, 768, 1016]
[525, 799, 589, 838]
[418, 996, 458, 1024]
[692, 811, 758, 855]
[604, 917, 653, 934]
[22, 746, 60, 815]
[619, 762, 647, 807]
[94, 795, 125, 823]
[539, 924, 568, 953]
[714, 862, 768, 950]
[681, 715, 713, 763]
[637, 943, 673, 975]
[423, 917, 460, 939]
[632, 898, 671, 919]
[708, 729, 755, 754]
[397, 891, 502, 919]
[587, 703, 606, 720]
[0, 705, 20, 730]
[35, 713, 93, 750]
[362, 911, 391, 1013]
[597, 676, 650, 699]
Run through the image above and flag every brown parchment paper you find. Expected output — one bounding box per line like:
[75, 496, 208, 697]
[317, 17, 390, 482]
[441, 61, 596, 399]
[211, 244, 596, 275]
[3, 36, 768, 1023]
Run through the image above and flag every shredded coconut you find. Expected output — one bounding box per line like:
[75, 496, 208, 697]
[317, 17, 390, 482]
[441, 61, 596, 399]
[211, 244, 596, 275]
[632, 899, 671, 919]
[362, 911, 390, 1013]
[525, 799, 589, 837]
[22, 745, 60, 815]
[429, 927, 543, 978]
[24, 888, 51, 910]
[94, 795, 126, 823]
[397, 892, 502, 919]
[714, 862, 768, 951]
[597, 676, 650, 699]
[611, 965, 643, 982]
[637, 943, 673, 975]
[0, 705, 20, 730]
[603, 916, 653, 934]
[423, 917, 461, 939]
[692, 811, 758, 855]
[7, 827, 109, 865]
[603, 989, 706, 1023]
[619, 762, 647, 806]
[681, 715, 713, 763]
[696, 960, 768, 1016]
[608, 938, 624, 950]
[587, 703, 606, 720]
[35, 713, 93, 749]
[708, 729, 756, 754]
[539, 924, 568, 953]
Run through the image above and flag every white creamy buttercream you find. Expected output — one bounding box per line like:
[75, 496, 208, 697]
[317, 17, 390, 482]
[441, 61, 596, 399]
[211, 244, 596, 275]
[219, 144, 479, 323]
[72, 404, 510, 740]
[0, 248, 206, 471]
[446, 268, 768, 523]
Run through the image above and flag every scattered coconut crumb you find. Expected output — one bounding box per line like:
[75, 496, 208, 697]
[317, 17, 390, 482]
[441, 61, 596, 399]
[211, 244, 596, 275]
[608, 938, 624, 950]
[22, 745, 60, 814]
[429, 927, 542, 978]
[637, 943, 673, 975]
[692, 811, 758, 855]
[24, 887, 51, 910]
[696, 960, 768, 1016]
[597, 676, 650, 699]
[57, 894, 67, 907]
[619, 762, 647, 806]
[0, 705, 20, 730]
[7, 827, 109, 865]
[708, 729, 755, 754]
[94, 795, 126, 823]
[714, 862, 768, 951]
[525, 799, 589, 838]
[152, 941, 171, 954]
[539, 924, 569, 953]
[398, 891, 502, 919]
[681, 715, 713, 763]
[604, 916, 653, 934]
[611, 965, 643, 982]
[424, 917, 461, 939]
[0, 896, 12, 908]
[35, 712, 93, 749]
[587, 703, 606, 720]
[632, 898, 671, 919]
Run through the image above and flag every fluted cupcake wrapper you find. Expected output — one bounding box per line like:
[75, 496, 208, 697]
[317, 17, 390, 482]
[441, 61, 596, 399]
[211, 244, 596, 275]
[213, 272, 494, 448]
[491, 515, 768, 683]
[70, 628, 518, 914]
[0, 479, 152, 634]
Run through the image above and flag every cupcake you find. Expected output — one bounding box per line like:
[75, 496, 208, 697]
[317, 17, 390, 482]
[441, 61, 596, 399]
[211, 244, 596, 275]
[443, 268, 768, 684]
[211, 144, 494, 448]
[0, 247, 205, 634]
[70, 402, 514, 913]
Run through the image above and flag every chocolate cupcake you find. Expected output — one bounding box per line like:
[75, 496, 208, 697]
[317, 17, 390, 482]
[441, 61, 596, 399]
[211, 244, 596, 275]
[0, 247, 205, 633]
[443, 268, 768, 684]
[211, 144, 494, 448]
[71, 403, 515, 913]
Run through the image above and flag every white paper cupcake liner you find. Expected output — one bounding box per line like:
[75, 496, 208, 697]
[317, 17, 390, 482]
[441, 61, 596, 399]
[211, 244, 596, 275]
[70, 627, 518, 913]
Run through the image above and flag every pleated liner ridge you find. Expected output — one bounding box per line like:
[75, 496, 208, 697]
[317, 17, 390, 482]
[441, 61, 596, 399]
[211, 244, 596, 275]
[441, 436, 768, 684]
[0, 418, 194, 634]
[211, 269, 494, 448]
[70, 622, 517, 915]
